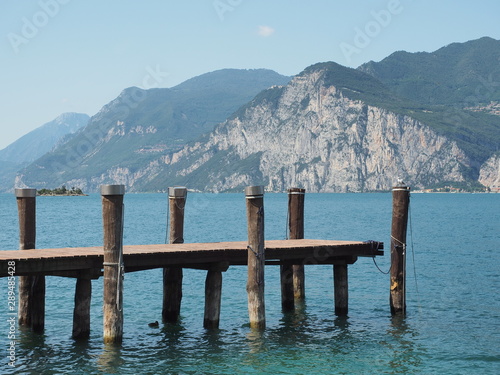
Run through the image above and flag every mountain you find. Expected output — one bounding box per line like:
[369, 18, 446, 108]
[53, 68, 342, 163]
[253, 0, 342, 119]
[136, 63, 475, 192]
[0, 112, 90, 164]
[14, 69, 290, 191]
[358, 37, 500, 106]
[14, 39, 500, 192]
[357, 37, 500, 169]
[0, 113, 89, 192]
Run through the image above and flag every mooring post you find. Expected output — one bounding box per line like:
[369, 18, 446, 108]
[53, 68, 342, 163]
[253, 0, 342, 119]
[72, 270, 92, 340]
[280, 188, 305, 311]
[162, 186, 187, 323]
[101, 184, 125, 344]
[288, 188, 305, 300]
[390, 184, 410, 316]
[245, 185, 265, 329]
[334, 263, 348, 316]
[15, 188, 45, 333]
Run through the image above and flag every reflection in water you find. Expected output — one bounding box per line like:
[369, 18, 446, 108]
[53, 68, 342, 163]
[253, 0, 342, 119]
[381, 315, 423, 373]
[246, 328, 266, 354]
[97, 344, 123, 374]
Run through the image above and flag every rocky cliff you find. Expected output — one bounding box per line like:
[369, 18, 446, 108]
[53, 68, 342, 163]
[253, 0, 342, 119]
[479, 153, 500, 191]
[140, 65, 473, 192]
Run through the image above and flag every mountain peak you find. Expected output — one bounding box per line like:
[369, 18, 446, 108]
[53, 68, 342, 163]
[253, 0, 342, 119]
[0, 112, 89, 165]
[357, 36, 500, 106]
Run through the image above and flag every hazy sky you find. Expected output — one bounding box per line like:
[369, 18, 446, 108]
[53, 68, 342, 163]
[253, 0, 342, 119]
[1, 0, 499, 149]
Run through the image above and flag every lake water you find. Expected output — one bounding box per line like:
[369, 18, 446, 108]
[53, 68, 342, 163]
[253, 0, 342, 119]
[0, 192, 499, 374]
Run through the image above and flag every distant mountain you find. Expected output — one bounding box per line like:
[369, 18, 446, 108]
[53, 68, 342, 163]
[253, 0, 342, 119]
[0, 113, 89, 192]
[15, 69, 290, 190]
[0, 112, 90, 164]
[358, 37, 500, 106]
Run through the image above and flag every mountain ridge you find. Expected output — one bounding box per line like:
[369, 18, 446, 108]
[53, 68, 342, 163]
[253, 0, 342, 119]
[10, 37, 500, 193]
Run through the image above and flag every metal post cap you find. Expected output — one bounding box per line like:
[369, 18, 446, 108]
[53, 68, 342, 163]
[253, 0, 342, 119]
[392, 186, 410, 191]
[245, 186, 264, 196]
[15, 188, 37, 198]
[100, 185, 125, 196]
[168, 186, 187, 198]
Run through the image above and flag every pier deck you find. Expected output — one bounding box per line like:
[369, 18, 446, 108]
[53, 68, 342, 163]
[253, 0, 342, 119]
[0, 239, 383, 278]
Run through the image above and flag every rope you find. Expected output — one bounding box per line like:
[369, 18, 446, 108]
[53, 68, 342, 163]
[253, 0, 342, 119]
[165, 196, 170, 244]
[117, 203, 125, 311]
[247, 245, 260, 259]
[368, 240, 391, 274]
[285, 197, 289, 240]
[408, 195, 421, 312]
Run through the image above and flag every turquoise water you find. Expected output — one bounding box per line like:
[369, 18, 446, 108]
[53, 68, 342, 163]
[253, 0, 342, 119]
[0, 192, 499, 374]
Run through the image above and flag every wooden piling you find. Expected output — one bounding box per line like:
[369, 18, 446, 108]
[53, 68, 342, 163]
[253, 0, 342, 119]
[162, 187, 187, 323]
[16, 188, 45, 332]
[334, 263, 348, 315]
[288, 188, 305, 300]
[280, 260, 294, 311]
[245, 186, 265, 329]
[390, 184, 410, 316]
[101, 185, 125, 344]
[72, 270, 92, 340]
[204, 263, 226, 329]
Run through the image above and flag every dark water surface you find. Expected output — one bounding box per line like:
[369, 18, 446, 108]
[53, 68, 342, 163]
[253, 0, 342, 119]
[0, 192, 499, 374]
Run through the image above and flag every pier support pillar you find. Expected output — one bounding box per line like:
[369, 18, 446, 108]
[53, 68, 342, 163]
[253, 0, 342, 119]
[245, 186, 265, 329]
[280, 260, 294, 311]
[72, 270, 92, 340]
[390, 184, 410, 316]
[204, 263, 227, 329]
[101, 185, 125, 344]
[163, 187, 187, 323]
[16, 188, 45, 333]
[288, 188, 305, 301]
[334, 263, 348, 316]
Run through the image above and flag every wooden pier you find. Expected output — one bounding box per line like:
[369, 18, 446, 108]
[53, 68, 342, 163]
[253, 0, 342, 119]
[0, 240, 382, 278]
[1, 185, 390, 343]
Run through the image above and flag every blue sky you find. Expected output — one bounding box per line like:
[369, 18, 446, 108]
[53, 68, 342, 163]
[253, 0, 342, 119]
[1, 0, 499, 149]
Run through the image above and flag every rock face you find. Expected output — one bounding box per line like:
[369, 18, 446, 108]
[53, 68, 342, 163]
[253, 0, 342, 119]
[146, 68, 472, 192]
[479, 154, 500, 191]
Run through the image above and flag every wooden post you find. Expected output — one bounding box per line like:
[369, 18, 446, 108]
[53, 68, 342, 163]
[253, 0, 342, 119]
[101, 185, 125, 344]
[334, 263, 348, 315]
[245, 186, 265, 329]
[16, 188, 45, 332]
[390, 184, 410, 316]
[203, 263, 225, 329]
[72, 270, 91, 340]
[280, 260, 294, 311]
[162, 187, 187, 323]
[288, 188, 305, 300]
